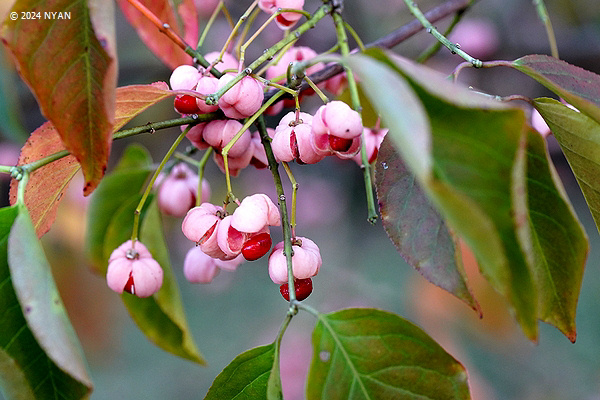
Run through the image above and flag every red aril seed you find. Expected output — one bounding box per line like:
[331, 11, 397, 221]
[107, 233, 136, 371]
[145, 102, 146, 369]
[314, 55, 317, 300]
[123, 273, 135, 295]
[241, 233, 272, 261]
[279, 278, 313, 301]
[174, 95, 200, 114]
[290, 129, 300, 159]
[328, 135, 353, 152]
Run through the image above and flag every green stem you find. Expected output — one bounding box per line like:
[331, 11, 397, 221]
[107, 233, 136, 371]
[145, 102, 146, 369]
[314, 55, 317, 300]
[238, 8, 309, 68]
[304, 76, 329, 104]
[196, 148, 213, 206]
[0, 165, 13, 174]
[131, 127, 191, 245]
[197, 1, 226, 49]
[281, 162, 298, 237]
[22, 150, 70, 174]
[277, 314, 293, 347]
[533, 0, 559, 58]
[255, 116, 297, 307]
[13, 113, 218, 181]
[332, 11, 378, 224]
[16, 171, 29, 206]
[296, 302, 321, 318]
[222, 90, 286, 201]
[343, 21, 366, 52]
[114, 113, 218, 140]
[416, 9, 463, 63]
[404, 0, 482, 67]
[234, 8, 261, 58]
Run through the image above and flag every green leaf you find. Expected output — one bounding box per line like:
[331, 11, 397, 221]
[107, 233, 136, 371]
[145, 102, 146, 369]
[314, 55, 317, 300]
[349, 49, 539, 339]
[306, 308, 470, 400]
[347, 51, 432, 181]
[85, 144, 152, 272]
[534, 97, 600, 234]
[205, 343, 280, 400]
[375, 136, 479, 313]
[512, 55, 600, 125]
[2, 206, 92, 399]
[1, 0, 118, 195]
[525, 129, 588, 342]
[89, 163, 204, 364]
[122, 200, 204, 364]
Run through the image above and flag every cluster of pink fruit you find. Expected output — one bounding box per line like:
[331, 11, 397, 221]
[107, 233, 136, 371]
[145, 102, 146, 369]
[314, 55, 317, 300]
[105, 0, 388, 302]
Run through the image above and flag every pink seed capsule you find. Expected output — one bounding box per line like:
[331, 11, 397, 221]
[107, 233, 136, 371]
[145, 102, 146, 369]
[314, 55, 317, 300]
[217, 74, 264, 119]
[107, 240, 163, 298]
[268, 237, 322, 285]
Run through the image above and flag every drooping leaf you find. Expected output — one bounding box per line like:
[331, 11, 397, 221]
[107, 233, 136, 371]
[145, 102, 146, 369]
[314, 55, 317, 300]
[347, 52, 432, 180]
[205, 343, 280, 400]
[5, 206, 92, 398]
[116, 0, 198, 69]
[350, 49, 543, 340]
[8, 122, 80, 238]
[525, 128, 588, 342]
[121, 200, 204, 363]
[85, 144, 152, 272]
[1, 0, 118, 195]
[534, 97, 600, 233]
[512, 55, 600, 125]
[306, 308, 470, 400]
[375, 137, 479, 313]
[88, 148, 203, 364]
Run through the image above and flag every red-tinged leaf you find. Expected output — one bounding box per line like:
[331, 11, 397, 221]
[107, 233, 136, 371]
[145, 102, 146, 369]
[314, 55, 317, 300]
[8, 122, 80, 238]
[117, 0, 198, 69]
[8, 83, 174, 238]
[512, 55, 600, 124]
[1, 0, 118, 195]
[375, 137, 479, 314]
[349, 49, 540, 340]
[114, 82, 173, 130]
[525, 128, 588, 342]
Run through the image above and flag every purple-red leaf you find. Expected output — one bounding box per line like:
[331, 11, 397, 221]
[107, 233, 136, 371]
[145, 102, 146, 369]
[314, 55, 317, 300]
[117, 0, 198, 69]
[9, 83, 174, 238]
[512, 55, 600, 124]
[1, 0, 118, 195]
[375, 137, 479, 313]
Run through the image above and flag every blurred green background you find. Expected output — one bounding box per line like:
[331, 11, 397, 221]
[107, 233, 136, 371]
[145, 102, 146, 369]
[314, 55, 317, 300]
[1, 0, 600, 399]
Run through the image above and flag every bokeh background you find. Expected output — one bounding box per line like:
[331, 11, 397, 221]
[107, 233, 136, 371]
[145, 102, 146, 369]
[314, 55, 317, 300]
[1, 0, 600, 399]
